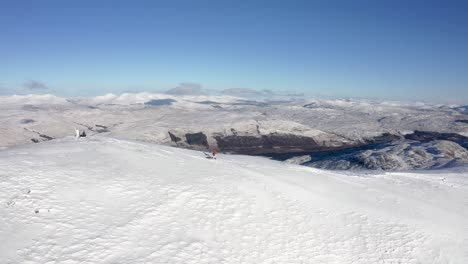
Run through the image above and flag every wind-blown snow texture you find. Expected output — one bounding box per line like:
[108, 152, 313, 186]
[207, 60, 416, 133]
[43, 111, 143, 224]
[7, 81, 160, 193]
[1, 137, 467, 263]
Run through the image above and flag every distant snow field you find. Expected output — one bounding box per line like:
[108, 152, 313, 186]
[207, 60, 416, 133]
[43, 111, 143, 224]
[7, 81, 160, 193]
[1, 137, 467, 263]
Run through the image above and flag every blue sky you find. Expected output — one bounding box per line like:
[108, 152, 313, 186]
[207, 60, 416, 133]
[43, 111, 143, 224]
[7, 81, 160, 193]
[1, 0, 467, 102]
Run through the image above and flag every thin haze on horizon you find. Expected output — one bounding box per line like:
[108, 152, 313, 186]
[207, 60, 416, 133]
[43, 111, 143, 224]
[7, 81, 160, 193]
[1, 0, 468, 103]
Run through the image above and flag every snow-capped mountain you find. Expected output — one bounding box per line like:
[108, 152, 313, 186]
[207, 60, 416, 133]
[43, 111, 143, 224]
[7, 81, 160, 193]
[1, 137, 467, 263]
[0, 94, 69, 106]
[1, 93, 467, 170]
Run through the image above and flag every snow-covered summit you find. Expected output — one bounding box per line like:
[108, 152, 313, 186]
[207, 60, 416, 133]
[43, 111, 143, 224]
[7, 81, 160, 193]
[1, 137, 467, 263]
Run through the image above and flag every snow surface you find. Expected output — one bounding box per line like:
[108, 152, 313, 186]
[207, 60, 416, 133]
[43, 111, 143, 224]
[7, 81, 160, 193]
[1, 137, 467, 263]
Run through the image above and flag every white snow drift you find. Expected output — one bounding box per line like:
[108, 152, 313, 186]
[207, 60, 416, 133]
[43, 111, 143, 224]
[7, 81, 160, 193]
[1, 137, 467, 263]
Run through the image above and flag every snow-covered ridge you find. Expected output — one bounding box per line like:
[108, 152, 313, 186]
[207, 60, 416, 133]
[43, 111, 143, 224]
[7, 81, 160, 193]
[79, 92, 243, 106]
[308, 140, 468, 170]
[1, 137, 467, 263]
[1, 92, 465, 108]
[0, 94, 69, 105]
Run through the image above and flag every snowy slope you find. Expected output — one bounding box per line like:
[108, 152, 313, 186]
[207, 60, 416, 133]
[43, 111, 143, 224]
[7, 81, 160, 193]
[309, 140, 468, 170]
[1, 137, 467, 263]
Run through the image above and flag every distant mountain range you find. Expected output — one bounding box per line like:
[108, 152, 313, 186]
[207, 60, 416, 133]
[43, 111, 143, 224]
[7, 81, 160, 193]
[1, 93, 467, 170]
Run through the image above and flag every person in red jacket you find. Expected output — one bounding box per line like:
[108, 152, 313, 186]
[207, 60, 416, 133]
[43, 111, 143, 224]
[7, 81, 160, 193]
[212, 149, 217, 159]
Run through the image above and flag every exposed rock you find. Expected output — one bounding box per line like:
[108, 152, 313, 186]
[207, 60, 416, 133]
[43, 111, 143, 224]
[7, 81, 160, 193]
[404, 130, 468, 148]
[185, 132, 209, 147]
[215, 133, 320, 154]
[365, 132, 402, 144]
[25, 128, 54, 141]
[405, 130, 467, 142]
[214, 132, 400, 155]
[39, 134, 54, 140]
[168, 132, 181, 143]
[303, 102, 320, 108]
[230, 128, 238, 136]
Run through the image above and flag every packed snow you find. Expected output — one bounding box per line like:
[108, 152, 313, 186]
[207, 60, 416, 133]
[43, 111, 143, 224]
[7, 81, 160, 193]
[1, 137, 467, 263]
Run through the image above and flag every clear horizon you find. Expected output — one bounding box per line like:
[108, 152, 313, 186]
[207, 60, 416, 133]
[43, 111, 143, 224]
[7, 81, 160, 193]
[1, 0, 468, 104]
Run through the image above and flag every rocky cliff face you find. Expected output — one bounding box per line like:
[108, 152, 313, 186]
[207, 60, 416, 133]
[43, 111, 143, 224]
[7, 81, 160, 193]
[185, 132, 209, 148]
[167, 130, 400, 155]
[214, 133, 320, 154]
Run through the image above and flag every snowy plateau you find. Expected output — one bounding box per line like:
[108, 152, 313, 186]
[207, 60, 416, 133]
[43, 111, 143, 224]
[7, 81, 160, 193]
[1, 137, 468, 263]
[0, 93, 468, 263]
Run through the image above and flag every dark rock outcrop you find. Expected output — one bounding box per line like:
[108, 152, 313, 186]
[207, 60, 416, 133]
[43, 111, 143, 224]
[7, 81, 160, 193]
[214, 133, 320, 154]
[405, 130, 466, 142]
[168, 132, 182, 143]
[404, 131, 468, 148]
[214, 132, 403, 155]
[25, 128, 54, 141]
[39, 134, 54, 140]
[185, 132, 209, 147]
[303, 102, 320, 108]
[365, 132, 402, 144]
